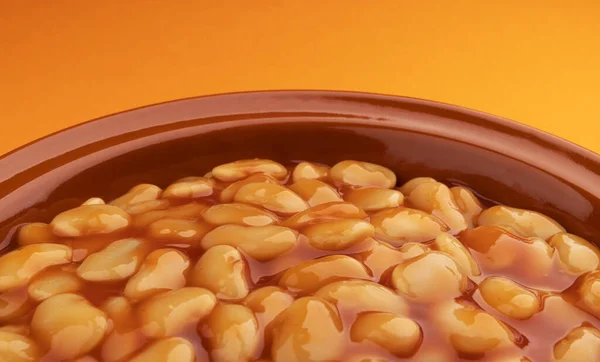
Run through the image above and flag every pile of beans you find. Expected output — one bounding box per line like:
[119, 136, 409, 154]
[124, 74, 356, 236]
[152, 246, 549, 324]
[1, 159, 600, 362]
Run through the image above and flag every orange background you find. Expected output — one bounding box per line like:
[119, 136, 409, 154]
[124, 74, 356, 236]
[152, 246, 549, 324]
[1, 1, 599, 156]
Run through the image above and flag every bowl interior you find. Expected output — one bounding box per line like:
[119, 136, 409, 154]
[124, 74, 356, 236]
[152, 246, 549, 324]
[1, 91, 600, 249]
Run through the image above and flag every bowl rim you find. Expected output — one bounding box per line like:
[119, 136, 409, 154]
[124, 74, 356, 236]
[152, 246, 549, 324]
[2, 89, 599, 163]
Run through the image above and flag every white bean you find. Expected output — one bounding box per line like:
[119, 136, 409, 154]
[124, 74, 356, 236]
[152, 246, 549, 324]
[303, 219, 374, 251]
[31, 293, 108, 360]
[51, 204, 131, 237]
[271, 297, 344, 362]
[477, 205, 565, 239]
[330, 160, 396, 188]
[110, 184, 162, 209]
[163, 177, 214, 199]
[191, 245, 250, 301]
[315, 280, 408, 315]
[392, 251, 468, 303]
[124, 248, 190, 301]
[202, 304, 259, 362]
[279, 255, 371, 294]
[138, 287, 216, 338]
[0, 330, 39, 362]
[554, 326, 600, 362]
[202, 203, 278, 226]
[234, 182, 308, 215]
[407, 181, 467, 232]
[212, 159, 288, 182]
[283, 201, 367, 229]
[77, 238, 149, 282]
[344, 187, 404, 212]
[550, 232, 600, 275]
[291, 162, 329, 182]
[288, 179, 342, 206]
[201, 225, 299, 261]
[351, 312, 422, 357]
[433, 301, 516, 355]
[371, 207, 448, 245]
[28, 268, 82, 301]
[0, 243, 72, 292]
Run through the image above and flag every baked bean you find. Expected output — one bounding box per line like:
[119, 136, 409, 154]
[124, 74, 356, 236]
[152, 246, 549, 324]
[0, 324, 30, 335]
[283, 201, 367, 229]
[351, 312, 422, 357]
[371, 207, 448, 245]
[125, 199, 170, 215]
[398, 177, 437, 195]
[31, 293, 108, 359]
[138, 287, 216, 338]
[128, 337, 195, 362]
[243, 286, 295, 328]
[553, 326, 600, 362]
[18, 223, 56, 246]
[578, 271, 600, 317]
[450, 186, 483, 227]
[479, 277, 541, 319]
[124, 248, 190, 301]
[201, 225, 299, 261]
[82, 197, 105, 205]
[407, 181, 467, 232]
[234, 182, 308, 215]
[433, 233, 481, 276]
[330, 160, 396, 188]
[477, 205, 565, 239]
[27, 268, 82, 301]
[77, 238, 149, 282]
[550, 232, 600, 275]
[315, 280, 408, 315]
[361, 241, 408, 280]
[279, 255, 371, 294]
[110, 184, 162, 209]
[101, 296, 132, 324]
[434, 301, 516, 355]
[163, 177, 214, 199]
[65, 234, 118, 263]
[288, 179, 343, 206]
[148, 218, 213, 246]
[271, 297, 344, 362]
[304, 219, 374, 251]
[203, 203, 278, 226]
[344, 187, 404, 211]
[132, 202, 207, 229]
[213, 159, 288, 182]
[0, 330, 39, 362]
[291, 162, 329, 182]
[0, 243, 72, 292]
[101, 297, 146, 362]
[219, 174, 280, 203]
[202, 304, 259, 362]
[0, 287, 31, 323]
[101, 328, 146, 362]
[392, 251, 468, 303]
[398, 242, 431, 259]
[51, 204, 131, 237]
[462, 226, 555, 281]
[191, 245, 250, 300]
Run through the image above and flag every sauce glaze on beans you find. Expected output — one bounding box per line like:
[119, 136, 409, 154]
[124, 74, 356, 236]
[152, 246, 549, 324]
[1, 159, 600, 362]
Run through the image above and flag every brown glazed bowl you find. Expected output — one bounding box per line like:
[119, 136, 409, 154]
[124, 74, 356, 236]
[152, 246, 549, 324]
[1, 90, 600, 251]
